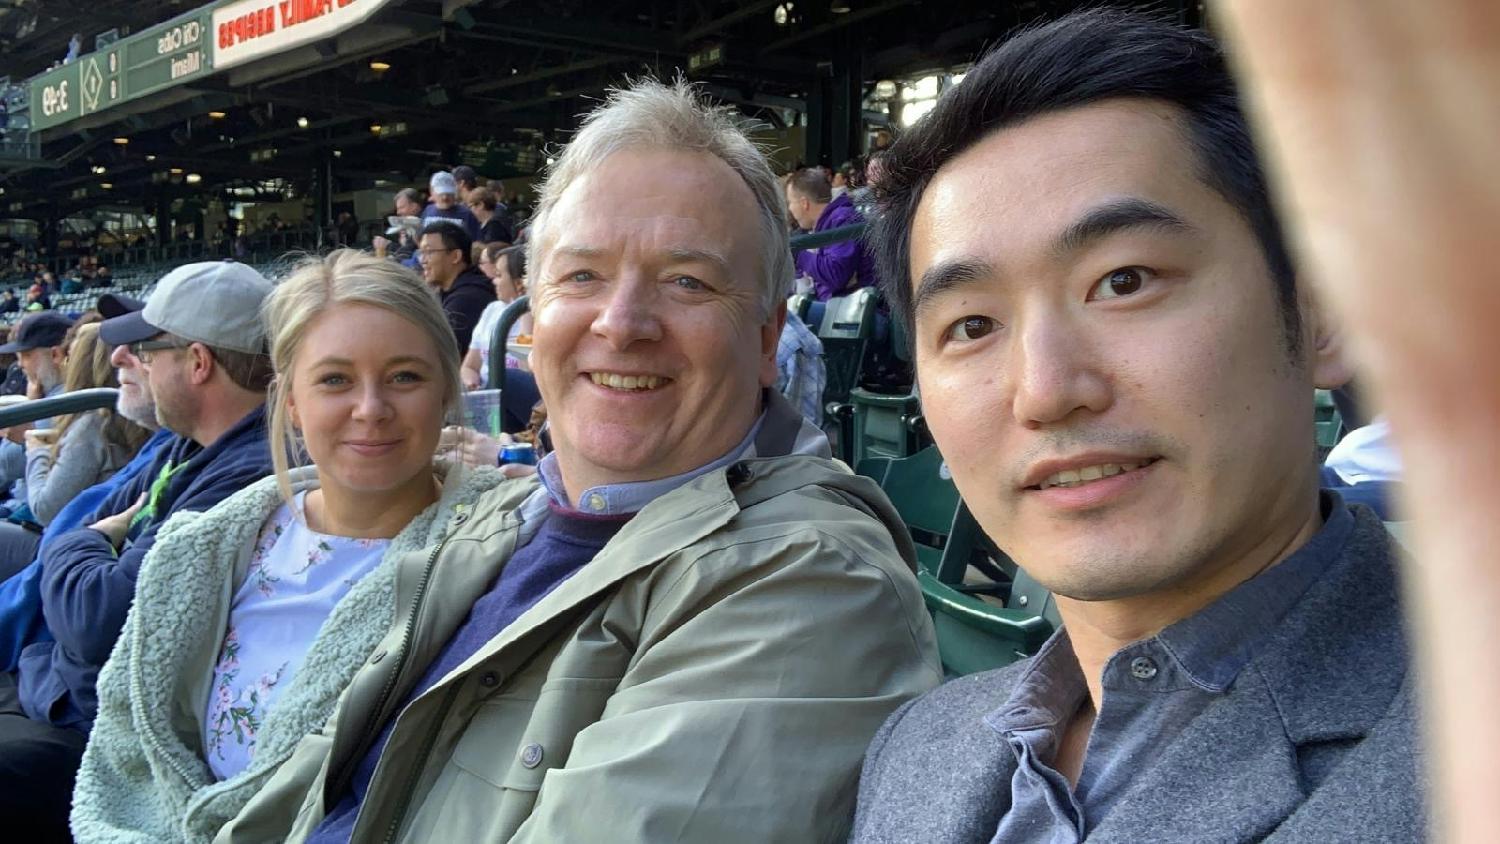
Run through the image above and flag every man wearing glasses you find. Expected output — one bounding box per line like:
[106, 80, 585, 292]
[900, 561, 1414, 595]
[418, 220, 495, 353]
[0, 261, 275, 841]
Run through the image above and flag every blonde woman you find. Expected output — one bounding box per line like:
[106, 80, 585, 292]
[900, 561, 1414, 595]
[71, 250, 506, 843]
[22, 323, 150, 527]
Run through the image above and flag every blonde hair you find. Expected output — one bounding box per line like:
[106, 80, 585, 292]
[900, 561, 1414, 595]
[262, 249, 462, 504]
[527, 78, 793, 316]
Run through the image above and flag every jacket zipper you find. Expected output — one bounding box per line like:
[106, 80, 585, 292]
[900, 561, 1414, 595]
[382, 682, 464, 844]
[326, 531, 450, 800]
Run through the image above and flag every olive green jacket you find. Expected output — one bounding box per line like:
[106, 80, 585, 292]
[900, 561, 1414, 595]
[219, 398, 942, 843]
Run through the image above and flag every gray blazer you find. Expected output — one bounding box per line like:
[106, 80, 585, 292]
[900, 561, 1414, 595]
[850, 507, 1427, 842]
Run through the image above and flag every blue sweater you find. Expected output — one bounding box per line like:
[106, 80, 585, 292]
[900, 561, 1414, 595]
[18, 405, 272, 731]
[0, 428, 175, 670]
[308, 504, 630, 843]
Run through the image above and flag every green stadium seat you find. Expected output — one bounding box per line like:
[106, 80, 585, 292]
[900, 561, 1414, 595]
[817, 287, 878, 461]
[859, 445, 1057, 676]
[848, 312, 923, 465]
[1315, 388, 1344, 449]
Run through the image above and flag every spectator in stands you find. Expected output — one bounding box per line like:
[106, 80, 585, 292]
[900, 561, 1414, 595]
[467, 186, 514, 246]
[421, 171, 480, 240]
[23, 323, 150, 530]
[0, 313, 74, 515]
[786, 166, 878, 300]
[372, 188, 424, 267]
[451, 164, 481, 203]
[25, 284, 50, 311]
[462, 243, 531, 389]
[336, 211, 360, 247]
[91, 266, 112, 288]
[418, 220, 494, 353]
[1, 290, 17, 314]
[71, 249, 508, 843]
[848, 12, 1423, 843]
[217, 78, 938, 844]
[776, 310, 825, 425]
[0, 293, 171, 681]
[394, 186, 423, 219]
[0, 261, 276, 841]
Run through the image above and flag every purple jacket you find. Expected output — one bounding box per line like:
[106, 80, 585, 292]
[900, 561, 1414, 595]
[794, 193, 878, 301]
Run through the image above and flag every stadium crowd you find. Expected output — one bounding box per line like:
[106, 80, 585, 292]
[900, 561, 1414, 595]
[0, 4, 1486, 842]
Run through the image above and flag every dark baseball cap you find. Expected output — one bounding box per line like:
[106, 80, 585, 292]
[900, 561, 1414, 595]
[0, 311, 75, 353]
[96, 293, 144, 320]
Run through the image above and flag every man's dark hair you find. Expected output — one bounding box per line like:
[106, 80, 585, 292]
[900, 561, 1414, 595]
[452, 165, 479, 190]
[421, 220, 473, 266]
[208, 344, 274, 392]
[467, 186, 498, 211]
[787, 167, 833, 204]
[873, 9, 1299, 352]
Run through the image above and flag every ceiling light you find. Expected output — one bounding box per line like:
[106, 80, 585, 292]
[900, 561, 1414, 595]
[112, 137, 129, 145]
[333, 149, 342, 158]
[369, 123, 383, 134]
[830, 0, 850, 12]
[369, 60, 391, 72]
[297, 116, 309, 129]
[208, 111, 226, 119]
[100, 182, 113, 189]
[169, 167, 183, 175]
[145, 154, 157, 161]
[91, 165, 107, 174]
[185, 173, 202, 184]
[774, 2, 793, 25]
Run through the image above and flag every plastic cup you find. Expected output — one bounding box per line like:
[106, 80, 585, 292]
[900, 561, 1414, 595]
[462, 389, 504, 438]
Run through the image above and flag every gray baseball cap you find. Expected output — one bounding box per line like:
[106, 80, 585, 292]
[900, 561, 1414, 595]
[98, 261, 272, 354]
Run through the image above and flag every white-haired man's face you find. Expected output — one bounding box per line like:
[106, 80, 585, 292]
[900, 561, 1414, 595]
[529, 147, 784, 499]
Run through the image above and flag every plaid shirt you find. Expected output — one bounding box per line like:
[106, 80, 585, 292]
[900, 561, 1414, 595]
[776, 311, 825, 425]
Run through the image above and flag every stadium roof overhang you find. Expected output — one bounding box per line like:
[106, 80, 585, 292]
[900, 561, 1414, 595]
[0, 0, 1206, 225]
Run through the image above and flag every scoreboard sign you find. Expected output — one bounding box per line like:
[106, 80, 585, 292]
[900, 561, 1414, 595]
[212, 0, 397, 70]
[28, 0, 398, 132]
[30, 9, 213, 131]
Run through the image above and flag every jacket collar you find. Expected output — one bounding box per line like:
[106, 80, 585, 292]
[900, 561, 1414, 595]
[1084, 503, 1409, 841]
[424, 442, 903, 693]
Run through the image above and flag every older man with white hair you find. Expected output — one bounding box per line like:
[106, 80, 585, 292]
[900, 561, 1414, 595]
[216, 80, 939, 844]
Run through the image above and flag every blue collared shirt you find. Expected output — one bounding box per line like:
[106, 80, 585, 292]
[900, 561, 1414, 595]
[776, 311, 825, 426]
[984, 494, 1356, 843]
[537, 414, 765, 515]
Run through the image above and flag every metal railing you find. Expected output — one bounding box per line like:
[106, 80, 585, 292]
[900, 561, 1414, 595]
[0, 388, 119, 429]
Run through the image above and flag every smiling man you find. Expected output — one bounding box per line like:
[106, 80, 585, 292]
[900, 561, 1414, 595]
[849, 10, 1425, 844]
[231, 80, 939, 844]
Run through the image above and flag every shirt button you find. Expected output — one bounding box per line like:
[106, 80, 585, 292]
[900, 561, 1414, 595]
[587, 493, 606, 511]
[520, 743, 544, 769]
[479, 671, 500, 688]
[1130, 656, 1159, 681]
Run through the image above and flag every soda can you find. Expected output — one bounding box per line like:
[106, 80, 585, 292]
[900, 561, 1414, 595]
[500, 442, 538, 466]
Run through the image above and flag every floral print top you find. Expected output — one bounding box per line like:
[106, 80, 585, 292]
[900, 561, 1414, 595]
[203, 493, 390, 781]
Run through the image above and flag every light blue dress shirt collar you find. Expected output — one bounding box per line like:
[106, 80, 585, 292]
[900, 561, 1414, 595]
[537, 413, 766, 515]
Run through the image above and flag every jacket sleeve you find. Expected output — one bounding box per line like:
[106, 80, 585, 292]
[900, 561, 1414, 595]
[39, 459, 263, 668]
[0, 439, 24, 487]
[25, 414, 108, 526]
[68, 592, 178, 844]
[512, 525, 943, 843]
[795, 237, 862, 300]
